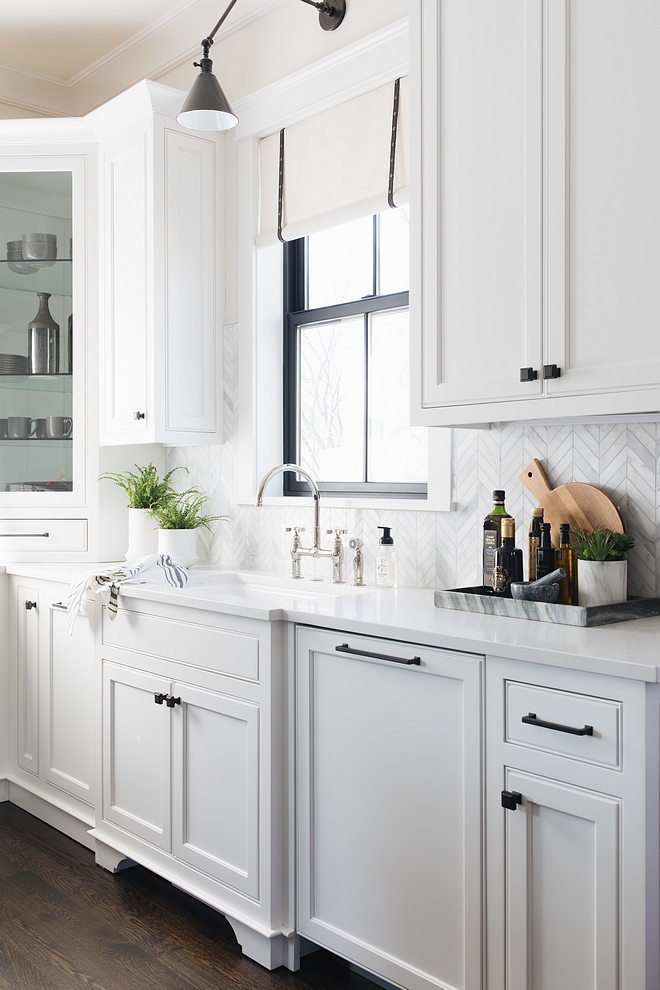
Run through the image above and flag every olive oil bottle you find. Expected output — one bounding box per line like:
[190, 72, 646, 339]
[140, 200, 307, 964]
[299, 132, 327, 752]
[483, 490, 512, 588]
[527, 506, 544, 581]
[536, 522, 557, 580]
[492, 517, 523, 596]
[556, 523, 577, 605]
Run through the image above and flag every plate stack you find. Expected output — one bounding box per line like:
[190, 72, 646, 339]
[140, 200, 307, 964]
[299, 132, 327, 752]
[0, 353, 28, 374]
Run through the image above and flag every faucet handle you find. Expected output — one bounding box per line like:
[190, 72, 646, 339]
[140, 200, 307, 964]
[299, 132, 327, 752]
[327, 529, 348, 536]
[286, 527, 306, 533]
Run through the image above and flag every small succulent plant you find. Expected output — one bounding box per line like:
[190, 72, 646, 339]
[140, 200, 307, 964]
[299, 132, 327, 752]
[571, 527, 635, 562]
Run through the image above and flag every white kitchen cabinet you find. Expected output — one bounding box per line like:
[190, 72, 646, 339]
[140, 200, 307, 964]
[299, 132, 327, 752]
[9, 576, 95, 836]
[296, 626, 483, 990]
[94, 596, 292, 971]
[411, 0, 660, 426]
[89, 81, 223, 447]
[486, 656, 656, 990]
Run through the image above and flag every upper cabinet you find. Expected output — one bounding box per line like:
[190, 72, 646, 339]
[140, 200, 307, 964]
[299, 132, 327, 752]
[89, 81, 224, 446]
[411, 0, 660, 426]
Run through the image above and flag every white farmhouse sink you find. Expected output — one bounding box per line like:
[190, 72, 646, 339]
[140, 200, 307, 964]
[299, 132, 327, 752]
[185, 569, 375, 600]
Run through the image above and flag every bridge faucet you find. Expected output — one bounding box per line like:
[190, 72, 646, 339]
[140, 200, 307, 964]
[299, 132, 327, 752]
[256, 464, 344, 581]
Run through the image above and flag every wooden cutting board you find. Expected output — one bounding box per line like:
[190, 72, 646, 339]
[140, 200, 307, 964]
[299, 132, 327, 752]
[518, 459, 624, 545]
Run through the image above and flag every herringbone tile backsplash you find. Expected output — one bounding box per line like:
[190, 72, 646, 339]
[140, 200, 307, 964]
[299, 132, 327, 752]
[166, 324, 659, 597]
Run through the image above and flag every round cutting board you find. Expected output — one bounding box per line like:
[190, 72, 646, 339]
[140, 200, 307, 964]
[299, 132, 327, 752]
[518, 459, 624, 546]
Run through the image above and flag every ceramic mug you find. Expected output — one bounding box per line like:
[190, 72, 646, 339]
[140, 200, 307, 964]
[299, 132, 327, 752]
[34, 418, 48, 438]
[7, 416, 36, 440]
[45, 416, 72, 439]
[0, 418, 8, 439]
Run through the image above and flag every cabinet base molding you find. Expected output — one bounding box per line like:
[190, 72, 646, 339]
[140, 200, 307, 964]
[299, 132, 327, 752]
[226, 917, 299, 972]
[0, 779, 8, 802]
[7, 781, 95, 851]
[93, 836, 137, 873]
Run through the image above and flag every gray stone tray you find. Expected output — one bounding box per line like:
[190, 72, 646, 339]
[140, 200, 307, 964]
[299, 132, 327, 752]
[434, 586, 660, 627]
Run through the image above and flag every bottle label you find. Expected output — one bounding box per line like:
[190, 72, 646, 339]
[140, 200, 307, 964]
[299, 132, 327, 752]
[483, 531, 498, 584]
[492, 564, 511, 594]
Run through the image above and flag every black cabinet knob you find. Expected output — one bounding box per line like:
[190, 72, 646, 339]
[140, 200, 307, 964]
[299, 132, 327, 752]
[543, 364, 561, 379]
[501, 790, 523, 811]
[25, 601, 37, 610]
[134, 411, 146, 420]
[154, 693, 166, 705]
[166, 696, 181, 708]
[520, 367, 538, 382]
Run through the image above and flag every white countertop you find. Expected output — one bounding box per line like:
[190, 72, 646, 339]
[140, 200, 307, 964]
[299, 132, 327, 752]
[2, 561, 660, 683]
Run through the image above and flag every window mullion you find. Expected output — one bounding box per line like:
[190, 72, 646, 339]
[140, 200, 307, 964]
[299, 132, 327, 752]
[363, 312, 369, 484]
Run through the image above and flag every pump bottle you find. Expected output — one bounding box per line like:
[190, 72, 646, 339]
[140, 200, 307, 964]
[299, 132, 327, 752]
[376, 526, 397, 588]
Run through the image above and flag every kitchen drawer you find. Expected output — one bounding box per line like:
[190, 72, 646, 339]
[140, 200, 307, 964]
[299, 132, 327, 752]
[0, 518, 87, 551]
[103, 607, 260, 682]
[505, 680, 622, 769]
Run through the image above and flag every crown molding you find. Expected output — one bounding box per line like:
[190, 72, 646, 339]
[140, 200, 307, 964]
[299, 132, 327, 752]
[232, 17, 409, 139]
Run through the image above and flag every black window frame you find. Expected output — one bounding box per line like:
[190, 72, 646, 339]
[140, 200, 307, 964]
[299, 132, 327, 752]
[283, 216, 426, 499]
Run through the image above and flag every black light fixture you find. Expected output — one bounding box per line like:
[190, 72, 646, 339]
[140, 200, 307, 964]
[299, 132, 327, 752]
[177, 0, 347, 132]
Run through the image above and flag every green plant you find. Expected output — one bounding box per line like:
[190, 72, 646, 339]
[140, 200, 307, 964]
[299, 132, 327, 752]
[154, 490, 229, 532]
[571, 527, 636, 562]
[99, 462, 186, 510]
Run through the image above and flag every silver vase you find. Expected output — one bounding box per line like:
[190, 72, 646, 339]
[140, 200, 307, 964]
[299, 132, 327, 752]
[28, 292, 60, 375]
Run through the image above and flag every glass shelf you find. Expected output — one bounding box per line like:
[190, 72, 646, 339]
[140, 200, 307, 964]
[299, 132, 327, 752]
[0, 373, 72, 392]
[0, 438, 73, 444]
[0, 259, 72, 295]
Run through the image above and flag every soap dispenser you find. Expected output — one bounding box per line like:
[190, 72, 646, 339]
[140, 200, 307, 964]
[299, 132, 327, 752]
[376, 526, 397, 588]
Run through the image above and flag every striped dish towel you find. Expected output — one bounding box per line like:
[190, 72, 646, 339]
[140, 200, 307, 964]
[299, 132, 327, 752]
[67, 554, 188, 635]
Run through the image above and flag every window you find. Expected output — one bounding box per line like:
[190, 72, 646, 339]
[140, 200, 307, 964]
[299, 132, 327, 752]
[283, 209, 427, 498]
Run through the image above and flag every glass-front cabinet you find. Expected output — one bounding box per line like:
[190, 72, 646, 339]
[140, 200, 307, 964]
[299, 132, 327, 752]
[0, 169, 75, 498]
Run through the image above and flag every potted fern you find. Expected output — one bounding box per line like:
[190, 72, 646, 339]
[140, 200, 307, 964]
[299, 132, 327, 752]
[154, 490, 228, 567]
[100, 462, 185, 560]
[572, 528, 636, 607]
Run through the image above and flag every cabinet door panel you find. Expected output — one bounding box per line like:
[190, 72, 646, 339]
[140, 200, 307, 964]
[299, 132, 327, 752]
[172, 683, 259, 899]
[163, 131, 218, 438]
[16, 587, 40, 775]
[415, 0, 543, 410]
[100, 131, 150, 439]
[44, 600, 94, 803]
[546, 0, 660, 395]
[102, 662, 171, 849]
[505, 770, 618, 990]
[297, 628, 482, 990]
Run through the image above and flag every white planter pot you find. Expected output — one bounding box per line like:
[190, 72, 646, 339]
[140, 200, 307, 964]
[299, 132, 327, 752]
[158, 528, 199, 568]
[126, 507, 158, 561]
[577, 559, 628, 608]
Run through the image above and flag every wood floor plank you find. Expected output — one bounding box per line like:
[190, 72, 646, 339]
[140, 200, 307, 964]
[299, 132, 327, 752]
[0, 804, 379, 990]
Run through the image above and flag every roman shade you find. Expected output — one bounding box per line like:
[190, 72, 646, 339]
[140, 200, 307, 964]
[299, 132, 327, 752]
[258, 76, 409, 247]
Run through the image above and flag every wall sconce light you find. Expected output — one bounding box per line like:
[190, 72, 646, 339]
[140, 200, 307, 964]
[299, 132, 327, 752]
[176, 0, 347, 132]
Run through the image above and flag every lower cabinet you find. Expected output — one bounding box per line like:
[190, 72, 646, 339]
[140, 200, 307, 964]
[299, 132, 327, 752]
[10, 577, 95, 829]
[486, 656, 654, 990]
[102, 660, 259, 898]
[95, 598, 291, 971]
[295, 625, 484, 990]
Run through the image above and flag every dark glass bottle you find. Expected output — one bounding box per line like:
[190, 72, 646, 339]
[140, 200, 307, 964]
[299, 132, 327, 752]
[527, 507, 544, 581]
[556, 523, 577, 605]
[483, 490, 512, 588]
[536, 522, 557, 580]
[492, 517, 523, 596]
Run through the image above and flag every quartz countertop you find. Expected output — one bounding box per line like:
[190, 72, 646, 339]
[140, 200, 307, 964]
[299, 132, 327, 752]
[2, 561, 660, 682]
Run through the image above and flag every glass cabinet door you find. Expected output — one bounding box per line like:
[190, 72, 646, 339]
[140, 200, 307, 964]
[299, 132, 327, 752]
[0, 172, 73, 494]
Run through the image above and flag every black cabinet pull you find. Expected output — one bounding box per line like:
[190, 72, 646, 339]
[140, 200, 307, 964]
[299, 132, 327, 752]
[166, 696, 181, 708]
[501, 790, 522, 811]
[543, 364, 562, 379]
[520, 367, 537, 382]
[154, 693, 166, 705]
[522, 712, 593, 736]
[335, 643, 421, 666]
[25, 601, 37, 610]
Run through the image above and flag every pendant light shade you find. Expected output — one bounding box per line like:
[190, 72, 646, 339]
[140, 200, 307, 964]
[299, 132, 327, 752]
[176, 56, 238, 132]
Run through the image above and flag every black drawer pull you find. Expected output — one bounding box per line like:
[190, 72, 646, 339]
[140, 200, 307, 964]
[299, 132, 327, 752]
[335, 643, 421, 665]
[501, 790, 522, 811]
[522, 712, 593, 736]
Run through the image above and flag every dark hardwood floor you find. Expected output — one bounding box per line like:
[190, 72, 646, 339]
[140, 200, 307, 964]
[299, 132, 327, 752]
[0, 803, 376, 990]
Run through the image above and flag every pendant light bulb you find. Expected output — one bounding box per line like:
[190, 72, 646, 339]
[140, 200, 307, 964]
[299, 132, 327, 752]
[176, 54, 238, 132]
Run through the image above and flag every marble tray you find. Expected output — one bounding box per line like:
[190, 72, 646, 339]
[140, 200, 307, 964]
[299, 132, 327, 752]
[434, 586, 660, 627]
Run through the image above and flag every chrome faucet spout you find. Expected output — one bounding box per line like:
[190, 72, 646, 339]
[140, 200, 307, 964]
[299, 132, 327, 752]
[256, 463, 322, 549]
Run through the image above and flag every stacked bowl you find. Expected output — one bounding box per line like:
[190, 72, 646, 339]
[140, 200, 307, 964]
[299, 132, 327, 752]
[21, 232, 57, 267]
[6, 239, 37, 274]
